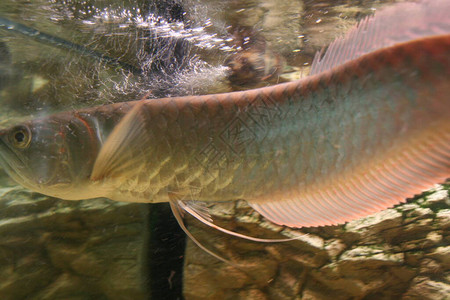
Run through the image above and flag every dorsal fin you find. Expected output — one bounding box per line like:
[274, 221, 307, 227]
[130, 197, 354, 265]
[310, 0, 450, 75]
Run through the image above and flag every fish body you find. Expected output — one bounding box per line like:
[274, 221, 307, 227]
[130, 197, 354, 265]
[0, 0, 449, 228]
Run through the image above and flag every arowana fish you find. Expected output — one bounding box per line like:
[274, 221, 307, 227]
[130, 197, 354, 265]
[0, 0, 449, 245]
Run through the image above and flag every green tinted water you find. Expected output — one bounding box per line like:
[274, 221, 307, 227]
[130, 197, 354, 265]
[2, 1, 447, 300]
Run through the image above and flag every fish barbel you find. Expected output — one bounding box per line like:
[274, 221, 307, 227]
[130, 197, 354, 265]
[0, 0, 449, 229]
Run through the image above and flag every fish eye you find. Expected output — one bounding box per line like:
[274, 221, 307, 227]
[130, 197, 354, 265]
[9, 125, 31, 149]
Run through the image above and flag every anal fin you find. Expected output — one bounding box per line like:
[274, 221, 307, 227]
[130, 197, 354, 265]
[249, 129, 450, 228]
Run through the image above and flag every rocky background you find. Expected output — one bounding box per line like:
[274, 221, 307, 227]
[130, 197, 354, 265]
[1, 178, 448, 300]
[183, 184, 450, 300]
[0, 183, 151, 300]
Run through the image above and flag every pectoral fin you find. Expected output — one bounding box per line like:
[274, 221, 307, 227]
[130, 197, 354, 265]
[168, 199, 237, 266]
[91, 101, 150, 181]
[179, 200, 298, 242]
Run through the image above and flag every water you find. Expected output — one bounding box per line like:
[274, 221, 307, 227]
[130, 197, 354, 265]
[0, 0, 448, 299]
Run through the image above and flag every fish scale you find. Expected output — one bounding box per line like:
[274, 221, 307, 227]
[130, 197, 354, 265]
[0, 2, 448, 230]
[131, 37, 446, 226]
[86, 36, 448, 209]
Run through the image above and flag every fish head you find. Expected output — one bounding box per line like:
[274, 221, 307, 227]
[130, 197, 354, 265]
[0, 114, 101, 199]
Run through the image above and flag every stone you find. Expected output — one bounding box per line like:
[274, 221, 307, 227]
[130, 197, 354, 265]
[232, 256, 278, 287]
[425, 232, 443, 245]
[402, 276, 450, 300]
[403, 207, 434, 221]
[237, 288, 267, 300]
[0, 253, 58, 300]
[70, 253, 106, 277]
[291, 232, 325, 250]
[345, 208, 403, 244]
[419, 258, 443, 275]
[400, 231, 444, 252]
[99, 258, 148, 300]
[426, 246, 450, 269]
[0, 186, 149, 299]
[311, 260, 415, 298]
[339, 246, 404, 265]
[301, 277, 352, 300]
[183, 264, 225, 300]
[215, 265, 251, 289]
[289, 248, 329, 268]
[207, 202, 236, 220]
[324, 239, 347, 260]
[424, 188, 449, 209]
[346, 208, 402, 233]
[435, 209, 450, 230]
[404, 251, 424, 267]
[46, 242, 85, 271]
[31, 273, 97, 300]
[266, 262, 306, 299]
